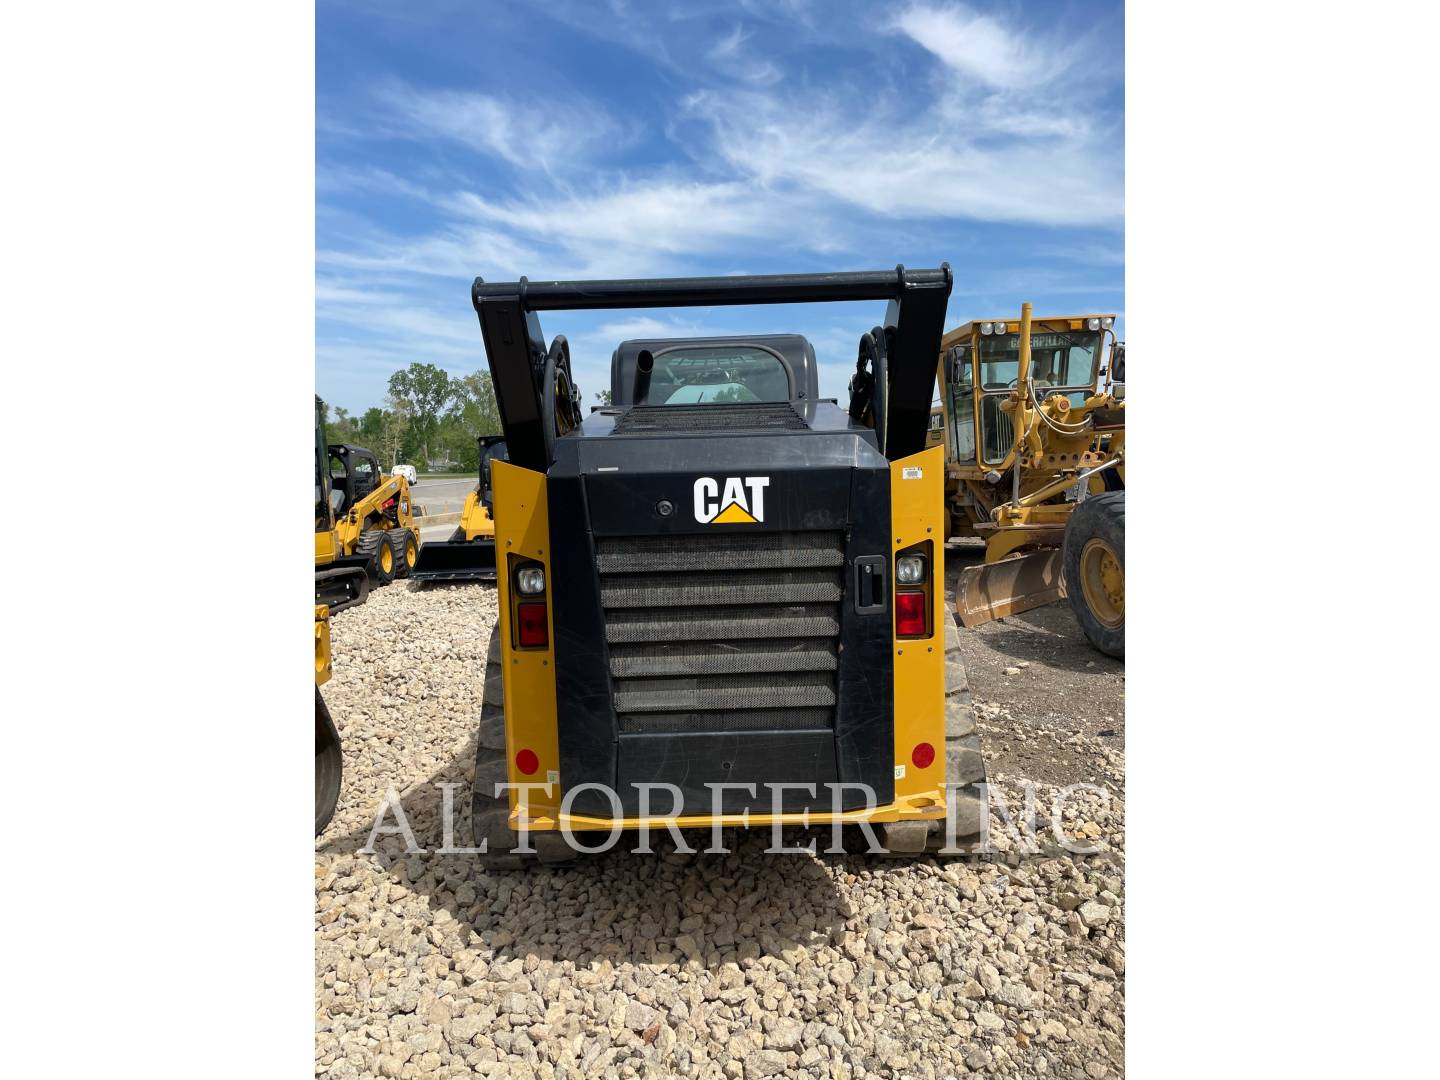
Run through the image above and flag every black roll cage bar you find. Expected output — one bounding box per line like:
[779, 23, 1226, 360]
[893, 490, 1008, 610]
[472, 266, 954, 471]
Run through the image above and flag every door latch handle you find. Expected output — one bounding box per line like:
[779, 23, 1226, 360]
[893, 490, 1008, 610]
[853, 555, 887, 614]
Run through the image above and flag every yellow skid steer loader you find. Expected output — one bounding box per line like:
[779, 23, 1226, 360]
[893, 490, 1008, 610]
[319, 441, 421, 589]
[410, 436, 502, 583]
[314, 398, 370, 613]
[463, 266, 987, 866]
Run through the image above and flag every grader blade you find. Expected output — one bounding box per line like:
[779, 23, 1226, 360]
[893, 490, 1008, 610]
[956, 550, 1065, 627]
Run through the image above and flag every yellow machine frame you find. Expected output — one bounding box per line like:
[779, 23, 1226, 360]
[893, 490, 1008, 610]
[328, 471, 418, 560]
[938, 306, 1124, 561]
[488, 450, 954, 834]
[315, 604, 332, 687]
[938, 305, 1125, 635]
[455, 489, 496, 542]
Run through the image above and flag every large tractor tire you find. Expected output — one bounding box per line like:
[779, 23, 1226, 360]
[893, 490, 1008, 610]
[470, 621, 577, 869]
[389, 528, 418, 579]
[357, 529, 396, 586]
[1063, 491, 1125, 658]
[315, 688, 342, 836]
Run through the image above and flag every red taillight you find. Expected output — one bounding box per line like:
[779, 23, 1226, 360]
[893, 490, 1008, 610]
[515, 748, 539, 776]
[896, 590, 927, 637]
[517, 601, 548, 647]
[912, 742, 935, 769]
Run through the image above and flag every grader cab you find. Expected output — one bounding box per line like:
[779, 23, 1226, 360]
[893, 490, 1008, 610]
[940, 307, 1125, 656]
[467, 268, 987, 865]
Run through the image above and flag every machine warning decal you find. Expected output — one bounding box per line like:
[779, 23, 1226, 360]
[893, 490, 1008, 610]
[902, 467, 923, 480]
[693, 476, 769, 524]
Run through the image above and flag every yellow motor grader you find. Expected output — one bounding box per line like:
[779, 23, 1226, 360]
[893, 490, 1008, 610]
[939, 305, 1125, 656]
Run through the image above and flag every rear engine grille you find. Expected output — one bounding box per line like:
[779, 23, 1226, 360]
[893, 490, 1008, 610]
[601, 569, 842, 608]
[619, 709, 833, 734]
[612, 403, 809, 434]
[598, 531, 844, 734]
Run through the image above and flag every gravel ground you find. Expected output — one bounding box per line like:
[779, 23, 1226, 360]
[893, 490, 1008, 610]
[316, 566, 1125, 1079]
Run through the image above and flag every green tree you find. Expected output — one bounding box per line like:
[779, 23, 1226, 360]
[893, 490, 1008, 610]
[387, 363, 455, 464]
[452, 370, 503, 436]
[594, 388, 613, 406]
[379, 395, 412, 471]
[434, 369, 504, 473]
[326, 404, 360, 447]
[358, 407, 385, 447]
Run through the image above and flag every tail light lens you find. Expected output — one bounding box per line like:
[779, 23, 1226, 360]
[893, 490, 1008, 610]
[510, 556, 549, 649]
[896, 590, 927, 637]
[517, 602, 548, 648]
[894, 541, 933, 639]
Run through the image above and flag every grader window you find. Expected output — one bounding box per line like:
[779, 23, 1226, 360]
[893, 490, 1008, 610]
[947, 344, 976, 463]
[641, 346, 792, 405]
[979, 331, 1101, 390]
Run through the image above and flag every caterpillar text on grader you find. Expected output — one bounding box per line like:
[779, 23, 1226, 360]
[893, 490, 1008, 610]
[466, 267, 988, 866]
[409, 436, 504, 584]
[939, 305, 1125, 657]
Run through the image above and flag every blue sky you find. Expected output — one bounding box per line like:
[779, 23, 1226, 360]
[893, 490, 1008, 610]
[316, 0, 1124, 413]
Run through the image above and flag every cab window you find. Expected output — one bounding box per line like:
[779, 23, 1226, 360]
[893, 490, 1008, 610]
[641, 346, 791, 405]
[946, 344, 976, 462]
[979, 330, 1102, 390]
[327, 451, 349, 515]
[351, 456, 377, 499]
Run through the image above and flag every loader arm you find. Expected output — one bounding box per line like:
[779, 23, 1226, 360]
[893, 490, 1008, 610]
[473, 267, 954, 470]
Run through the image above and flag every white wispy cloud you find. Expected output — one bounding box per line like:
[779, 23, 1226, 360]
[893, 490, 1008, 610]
[315, 202, 545, 282]
[317, 1, 1123, 408]
[892, 2, 1077, 90]
[374, 81, 631, 173]
[315, 165, 436, 202]
[317, 281, 479, 355]
[689, 88, 1121, 226]
[707, 25, 783, 85]
[444, 179, 829, 278]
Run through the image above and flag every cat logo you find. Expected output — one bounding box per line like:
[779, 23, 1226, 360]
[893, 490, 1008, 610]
[693, 476, 769, 524]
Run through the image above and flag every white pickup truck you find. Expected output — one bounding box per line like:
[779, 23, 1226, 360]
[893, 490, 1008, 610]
[391, 464, 417, 484]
